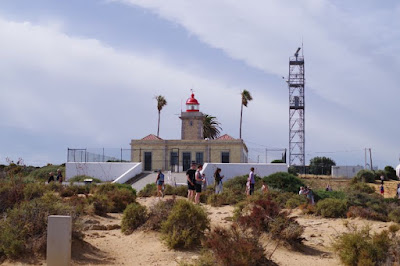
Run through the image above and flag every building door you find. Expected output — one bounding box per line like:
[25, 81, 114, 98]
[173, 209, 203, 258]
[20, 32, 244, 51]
[182, 152, 191, 171]
[144, 152, 152, 171]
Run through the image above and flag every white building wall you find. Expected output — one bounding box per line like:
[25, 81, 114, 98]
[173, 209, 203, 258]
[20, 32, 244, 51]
[331, 165, 363, 178]
[202, 163, 287, 185]
[66, 162, 141, 182]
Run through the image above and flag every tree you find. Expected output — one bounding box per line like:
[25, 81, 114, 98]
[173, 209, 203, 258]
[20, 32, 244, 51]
[384, 165, 397, 180]
[239, 90, 252, 139]
[203, 114, 222, 139]
[309, 156, 336, 175]
[155, 95, 167, 137]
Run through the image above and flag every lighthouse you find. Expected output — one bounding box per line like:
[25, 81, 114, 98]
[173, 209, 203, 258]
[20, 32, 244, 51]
[180, 92, 204, 140]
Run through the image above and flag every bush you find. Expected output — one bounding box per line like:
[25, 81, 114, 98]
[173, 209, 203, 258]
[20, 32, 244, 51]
[313, 190, 346, 202]
[161, 199, 209, 249]
[286, 194, 308, 209]
[144, 199, 176, 231]
[0, 192, 80, 259]
[347, 206, 387, 221]
[91, 194, 113, 216]
[68, 175, 102, 183]
[237, 198, 303, 244]
[348, 182, 375, 194]
[91, 183, 136, 213]
[138, 183, 157, 197]
[263, 172, 305, 193]
[23, 182, 45, 200]
[59, 185, 90, 197]
[26, 165, 64, 181]
[315, 198, 347, 218]
[352, 169, 376, 183]
[0, 181, 25, 213]
[388, 208, 400, 223]
[384, 166, 397, 180]
[333, 225, 392, 266]
[205, 224, 271, 265]
[121, 203, 148, 235]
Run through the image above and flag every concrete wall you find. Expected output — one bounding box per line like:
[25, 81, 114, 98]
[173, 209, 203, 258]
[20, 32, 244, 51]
[331, 165, 363, 178]
[201, 163, 288, 185]
[66, 162, 141, 182]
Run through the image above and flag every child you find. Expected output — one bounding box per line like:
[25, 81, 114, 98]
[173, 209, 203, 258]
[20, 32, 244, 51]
[245, 180, 250, 196]
[261, 181, 268, 193]
[380, 185, 384, 195]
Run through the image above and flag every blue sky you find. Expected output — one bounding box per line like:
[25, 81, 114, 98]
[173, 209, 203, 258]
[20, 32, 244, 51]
[0, 0, 399, 168]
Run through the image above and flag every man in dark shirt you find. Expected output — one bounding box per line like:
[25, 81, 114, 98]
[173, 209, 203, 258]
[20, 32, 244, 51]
[48, 172, 55, 183]
[186, 162, 197, 202]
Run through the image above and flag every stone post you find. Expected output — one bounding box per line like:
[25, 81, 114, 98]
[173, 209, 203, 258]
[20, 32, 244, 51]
[47, 215, 72, 266]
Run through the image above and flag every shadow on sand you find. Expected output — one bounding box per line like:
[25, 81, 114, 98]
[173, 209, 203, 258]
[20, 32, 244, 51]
[72, 239, 115, 265]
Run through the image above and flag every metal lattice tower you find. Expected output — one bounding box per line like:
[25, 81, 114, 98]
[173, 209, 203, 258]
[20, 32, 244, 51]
[288, 47, 305, 169]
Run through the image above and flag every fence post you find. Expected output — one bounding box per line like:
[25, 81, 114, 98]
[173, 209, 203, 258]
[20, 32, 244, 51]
[47, 215, 72, 266]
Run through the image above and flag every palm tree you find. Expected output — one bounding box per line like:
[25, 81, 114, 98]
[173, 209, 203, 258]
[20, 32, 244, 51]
[155, 95, 167, 137]
[239, 90, 252, 139]
[203, 114, 222, 139]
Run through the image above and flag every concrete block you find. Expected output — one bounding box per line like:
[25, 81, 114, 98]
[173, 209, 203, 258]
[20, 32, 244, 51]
[47, 215, 72, 266]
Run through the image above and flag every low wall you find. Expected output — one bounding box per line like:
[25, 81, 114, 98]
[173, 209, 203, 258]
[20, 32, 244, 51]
[331, 165, 363, 178]
[66, 162, 141, 182]
[202, 163, 287, 185]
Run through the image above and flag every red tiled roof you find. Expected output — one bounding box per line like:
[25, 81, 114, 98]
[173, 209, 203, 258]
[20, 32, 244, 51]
[141, 134, 163, 140]
[216, 134, 236, 140]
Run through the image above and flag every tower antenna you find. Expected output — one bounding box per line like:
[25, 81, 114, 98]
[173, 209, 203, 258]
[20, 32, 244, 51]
[288, 46, 305, 173]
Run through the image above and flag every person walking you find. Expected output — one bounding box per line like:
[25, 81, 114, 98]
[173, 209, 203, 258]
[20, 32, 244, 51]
[56, 169, 63, 183]
[156, 170, 165, 198]
[214, 168, 224, 194]
[195, 164, 205, 204]
[48, 172, 55, 183]
[186, 162, 197, 202]
[248, 167, 255, 195]
[380, 175, 385, 185]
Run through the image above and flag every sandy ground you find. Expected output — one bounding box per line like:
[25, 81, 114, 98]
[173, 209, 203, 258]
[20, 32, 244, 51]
[2, 191, 399, 266]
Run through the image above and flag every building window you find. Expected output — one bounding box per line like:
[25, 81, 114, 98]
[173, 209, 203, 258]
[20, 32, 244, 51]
[196, 152, 204, 165]
[221, 152, 230, 163]
[170, 151, 178, 166]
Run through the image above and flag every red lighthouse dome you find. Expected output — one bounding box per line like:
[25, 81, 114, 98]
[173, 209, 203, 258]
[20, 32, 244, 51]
[186, 93, 200, 112]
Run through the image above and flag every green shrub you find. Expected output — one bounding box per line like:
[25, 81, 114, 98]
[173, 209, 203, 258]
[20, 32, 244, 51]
[347, 206, 387, 221]
[237, 198, 303, 244]
[0, 181, 25, 213]
[384, 166, 397, 180]
[91, 194, 113, 216]
[91, 183, 136, 213]
[333, 225, 391, 266]
[23, 182, 45, 200]
[204, 224, 271, 265]
[68, 175, 102, 183]
[263, 172, 305, 193]
[313, 190, 346, 202]
[388, 208, 400, 223]
[286, 194, 308, 209]
[138, 183, 157, 197]
[223, 175, 248, 192]
[315, 198, 347, 218]
[352, 169, 376, 183]
[59, 185, 90, 197]
[163, 185, 189, 197]
[161, 199, 209, 249]
[121, 203, 148, 235]
[144, 199, 176, 231]
[26, 165, 64, 181]
[348, 182, 375, 194]
[0, 192, 80, 259]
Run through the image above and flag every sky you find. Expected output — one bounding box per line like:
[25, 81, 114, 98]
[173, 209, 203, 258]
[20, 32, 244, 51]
[0, 0, 399, 168]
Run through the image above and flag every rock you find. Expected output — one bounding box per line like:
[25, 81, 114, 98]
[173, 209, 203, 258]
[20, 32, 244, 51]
[310, 234, 316, 237]
[217, 212, 222, 214]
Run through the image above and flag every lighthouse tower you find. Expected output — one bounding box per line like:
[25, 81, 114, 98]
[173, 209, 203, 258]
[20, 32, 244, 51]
[180, 92, 204, 140]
